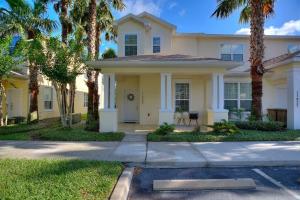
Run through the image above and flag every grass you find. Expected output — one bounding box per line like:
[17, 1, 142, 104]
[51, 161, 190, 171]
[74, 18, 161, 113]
[147, 130, 300, 142]
[0, 159, 123, 200]
[0, 119, 124, 141]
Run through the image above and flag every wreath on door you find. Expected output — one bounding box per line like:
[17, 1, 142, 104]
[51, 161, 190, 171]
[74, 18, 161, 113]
[127, 93, 135, 101]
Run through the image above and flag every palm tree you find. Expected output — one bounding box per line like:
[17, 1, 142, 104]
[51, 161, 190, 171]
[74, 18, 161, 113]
[102, 48, 117, 59]
[83, 0, 124, 130]
[0, 0, 56, 123]
[212, 0, 275, 120]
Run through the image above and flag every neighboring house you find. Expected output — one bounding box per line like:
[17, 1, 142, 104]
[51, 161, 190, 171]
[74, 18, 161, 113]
[2, 66, 89, 121]
[89, 12, 300, 132]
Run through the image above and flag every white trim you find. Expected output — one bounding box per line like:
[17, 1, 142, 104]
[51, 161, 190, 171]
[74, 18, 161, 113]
[224, 82, 252, 111]
[152, 36, 161, 54]
[124, 33, 138, 57]
[173, 79, 192, 112]
[219, 43, 244, 62]
[43, 86, 54, 111]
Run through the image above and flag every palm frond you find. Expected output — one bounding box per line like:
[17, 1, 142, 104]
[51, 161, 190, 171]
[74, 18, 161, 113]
[211, 0, 248, 19]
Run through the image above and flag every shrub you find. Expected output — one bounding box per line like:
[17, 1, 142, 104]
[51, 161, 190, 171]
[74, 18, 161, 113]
[154, 123, 175, 135]
[207, 120, 240, 135]
[234, 120, 285, 131]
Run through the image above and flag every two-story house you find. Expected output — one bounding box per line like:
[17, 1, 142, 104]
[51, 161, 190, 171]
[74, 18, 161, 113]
[3, 65, 89, 122]
[89, 12, 300, 132]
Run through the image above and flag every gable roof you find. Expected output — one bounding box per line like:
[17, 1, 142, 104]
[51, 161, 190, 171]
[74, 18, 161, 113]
[115, 12, 176, 30]
[137, 12, 176, 30]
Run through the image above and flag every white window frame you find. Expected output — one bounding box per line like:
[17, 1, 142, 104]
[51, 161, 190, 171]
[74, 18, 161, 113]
[224, 81, 252, 111]
[83, 92, 88, 107]
[219, 43, 244, 62]
[43, 86, 54, 111]
[124, 33, 138, 56]
[173, 80, 191, 112]
[152, 36, 161, 53]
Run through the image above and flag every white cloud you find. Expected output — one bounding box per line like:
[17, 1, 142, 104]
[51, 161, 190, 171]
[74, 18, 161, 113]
[235, 19, 300, 35]
[119, 0, 162, 17]
[168, 2, 177, 9]
[179, 9, 186, 16]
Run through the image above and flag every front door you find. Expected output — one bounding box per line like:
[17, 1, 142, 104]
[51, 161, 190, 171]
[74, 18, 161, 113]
[7, 88, 23, 118]
[123, 89, 139, 122]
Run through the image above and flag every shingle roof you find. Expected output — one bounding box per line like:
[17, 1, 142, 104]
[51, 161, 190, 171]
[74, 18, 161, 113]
[102, 54, 222, 62]
[263, 50, 300, 68]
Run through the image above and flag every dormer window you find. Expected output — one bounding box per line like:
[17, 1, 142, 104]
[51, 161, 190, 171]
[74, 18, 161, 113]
[125, 34, 137, 56]
[153, 37, 160, 53]
[220, 44, 243, 62]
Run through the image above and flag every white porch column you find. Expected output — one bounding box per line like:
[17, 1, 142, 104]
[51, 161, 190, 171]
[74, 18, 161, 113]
[159, 73, 174, 124]
[99, 73, 118, 132]
[207, 73, 228, 125]
[287, 68, 300, 130]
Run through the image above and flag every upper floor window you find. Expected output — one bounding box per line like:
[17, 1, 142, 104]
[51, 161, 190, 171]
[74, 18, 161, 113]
[224, 82, 252, 112]
[288, 44, 300, 53]
[153, 37, 161, 53]
[220, 44, 244, 62]
[44, 87, 53, 110]
[125, 34, 137, 56]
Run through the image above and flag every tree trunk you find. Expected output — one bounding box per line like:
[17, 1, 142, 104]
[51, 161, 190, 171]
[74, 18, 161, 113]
[93, 23, 100, 121]
[86, 0, 98, 131]
[61, 0, 68, 44]
[27, 31, 39, 123]
[250, 0, 265, 120]
[0, 81, 4, 126]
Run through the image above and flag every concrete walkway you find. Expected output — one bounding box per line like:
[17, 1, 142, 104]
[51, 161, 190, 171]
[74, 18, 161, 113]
[1, 140, 300, 167]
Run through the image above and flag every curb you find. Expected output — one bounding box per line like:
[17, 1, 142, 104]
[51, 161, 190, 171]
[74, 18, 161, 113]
[110, 167, 134, 200]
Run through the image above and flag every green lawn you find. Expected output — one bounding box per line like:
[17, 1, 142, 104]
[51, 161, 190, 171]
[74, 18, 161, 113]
[147, 130, 300, 142]
[0, 120, 124, 141]
[0, 159, 123, 200]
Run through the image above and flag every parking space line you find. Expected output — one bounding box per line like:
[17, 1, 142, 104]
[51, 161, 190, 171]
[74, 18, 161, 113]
[253, 168, 300, 200]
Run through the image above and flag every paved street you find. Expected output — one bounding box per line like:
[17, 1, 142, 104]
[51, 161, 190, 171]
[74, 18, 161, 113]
[129, 167, 300, 200]
[1, 140, 300, 167]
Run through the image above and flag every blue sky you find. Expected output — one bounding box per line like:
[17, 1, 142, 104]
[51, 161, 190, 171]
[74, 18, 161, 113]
[1, 0, 300, 53]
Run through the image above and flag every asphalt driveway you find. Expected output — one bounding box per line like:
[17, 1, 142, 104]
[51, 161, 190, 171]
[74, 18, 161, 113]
[128, 167, 300, 200]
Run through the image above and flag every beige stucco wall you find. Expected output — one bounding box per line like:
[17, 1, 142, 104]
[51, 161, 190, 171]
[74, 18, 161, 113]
[115, 74, 209, 125]
[2, 73, 89, 120]
[117, 15, 300, 61]
[116, 75, 140, 122]
[3, 78, 29, 118]
[117, 17, 173, 57]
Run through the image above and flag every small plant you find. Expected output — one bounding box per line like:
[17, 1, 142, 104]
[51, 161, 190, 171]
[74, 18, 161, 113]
[207, 120, 240, 135]
[154, 123, 175, 135]
[193, 125, 201, 133]
[235, 121, 285, 131]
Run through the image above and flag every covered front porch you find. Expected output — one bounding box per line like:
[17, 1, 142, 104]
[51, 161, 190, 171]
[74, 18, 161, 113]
[89, 55, 240, 132]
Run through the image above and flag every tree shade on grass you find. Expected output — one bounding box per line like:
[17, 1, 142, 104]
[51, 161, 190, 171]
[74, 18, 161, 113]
[0, 122, 124, 141]
[148, 130, 300, 142]
[0, 159, 123, 200]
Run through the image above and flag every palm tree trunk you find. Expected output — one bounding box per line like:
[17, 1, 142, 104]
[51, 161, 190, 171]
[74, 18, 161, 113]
[0, 80, 4, 126]
[27, 30, 39, 123]
[93, 23, 100, 121]
[250, 0, 265, 120]
[61, 0, 68, 44]
[86, 0, 98, 131]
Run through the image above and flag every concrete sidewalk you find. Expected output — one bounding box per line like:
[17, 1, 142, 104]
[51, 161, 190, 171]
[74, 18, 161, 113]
[1, 140, 300, 167]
